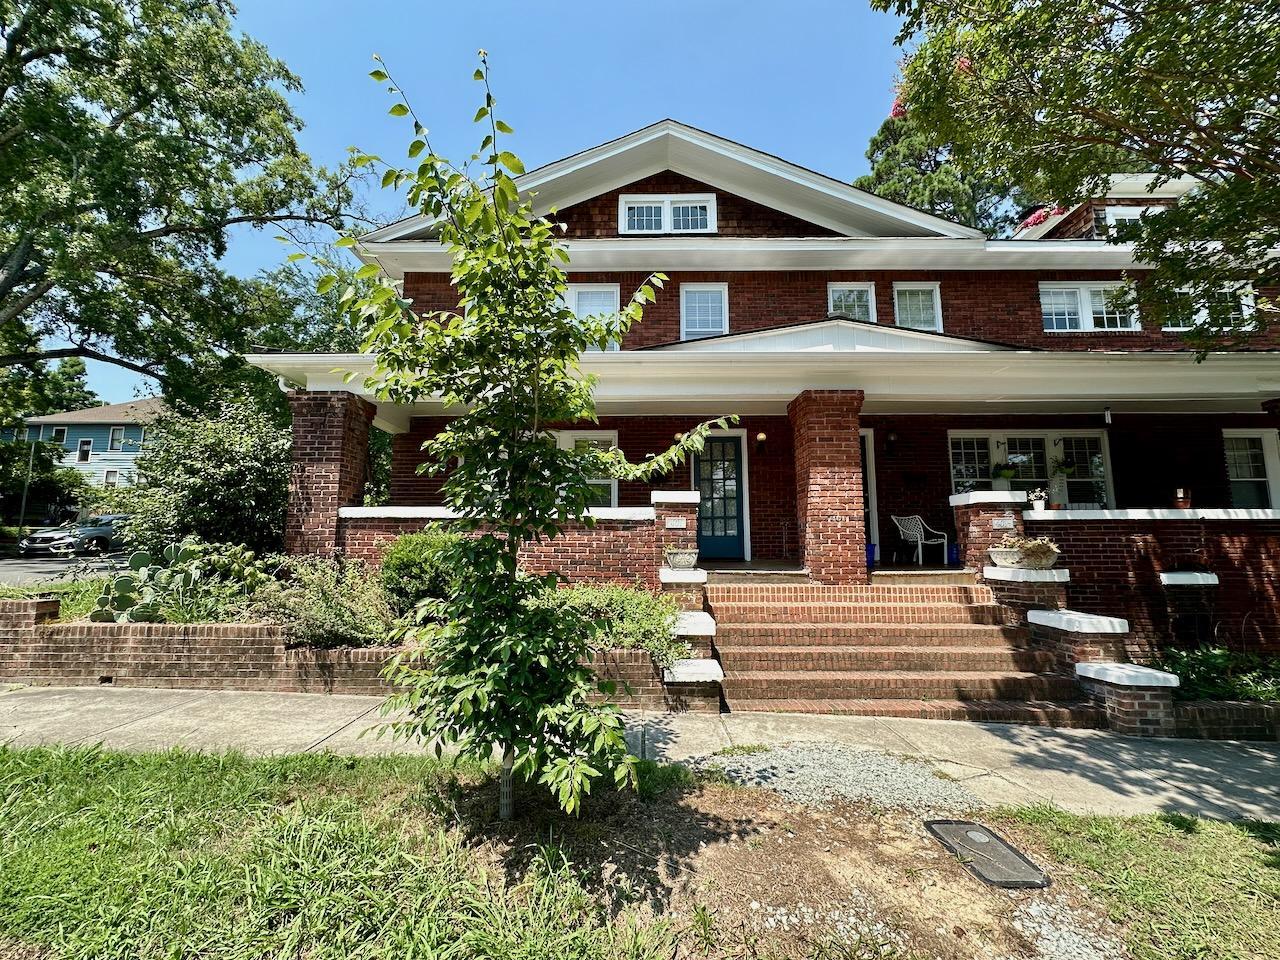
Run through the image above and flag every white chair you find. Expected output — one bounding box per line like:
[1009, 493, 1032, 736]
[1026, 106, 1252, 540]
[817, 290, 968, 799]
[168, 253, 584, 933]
[891, 515, 948, 566]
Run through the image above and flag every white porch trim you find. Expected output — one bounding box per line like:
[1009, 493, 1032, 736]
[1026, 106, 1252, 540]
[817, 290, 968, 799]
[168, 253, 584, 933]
[337, 505, 656, 522]
[1023, 508, 1280, 521]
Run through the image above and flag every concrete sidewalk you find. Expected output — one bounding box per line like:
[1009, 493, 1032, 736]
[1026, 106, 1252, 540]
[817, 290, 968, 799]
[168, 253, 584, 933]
[2, 684, 1277, 820]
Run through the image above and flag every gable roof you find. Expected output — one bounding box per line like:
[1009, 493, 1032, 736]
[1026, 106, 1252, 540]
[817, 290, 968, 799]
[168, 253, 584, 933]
[364, 120, 985, 243]
[643, 317, 1015, 354]
[26, 397, 167, 425]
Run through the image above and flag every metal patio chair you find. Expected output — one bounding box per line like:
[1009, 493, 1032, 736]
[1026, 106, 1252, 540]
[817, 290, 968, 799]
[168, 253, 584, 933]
[891, 514, 948, 566]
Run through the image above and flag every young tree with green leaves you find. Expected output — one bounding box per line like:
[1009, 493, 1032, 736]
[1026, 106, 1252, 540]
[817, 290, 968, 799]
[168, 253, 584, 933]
[871, 0, 1280, 346]
[854, 107, 1022, 237]
[328, 54, 729, 818]
[0, 0, 367, 400]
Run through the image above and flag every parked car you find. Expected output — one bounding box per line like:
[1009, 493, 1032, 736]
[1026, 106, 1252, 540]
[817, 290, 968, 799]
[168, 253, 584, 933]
[18, 515, 131, 556]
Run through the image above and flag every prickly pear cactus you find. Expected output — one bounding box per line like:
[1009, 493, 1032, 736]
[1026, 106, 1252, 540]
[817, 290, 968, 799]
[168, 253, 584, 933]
[91, 545, 202, 623]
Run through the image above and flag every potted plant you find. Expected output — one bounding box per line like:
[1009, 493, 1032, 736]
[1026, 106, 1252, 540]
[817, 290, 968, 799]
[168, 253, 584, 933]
[987, 534, 1024, 568]
[664, 545, 699, 569]
[1048, 458, 1076, 509]
[1027, 487, 1048, 512]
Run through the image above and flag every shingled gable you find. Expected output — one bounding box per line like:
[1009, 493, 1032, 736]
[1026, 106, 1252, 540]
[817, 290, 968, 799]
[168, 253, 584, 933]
[361, 119, 985, 244]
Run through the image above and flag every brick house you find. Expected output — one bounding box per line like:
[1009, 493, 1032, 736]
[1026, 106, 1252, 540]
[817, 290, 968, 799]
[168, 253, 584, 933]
[247, 122, 1280, 724]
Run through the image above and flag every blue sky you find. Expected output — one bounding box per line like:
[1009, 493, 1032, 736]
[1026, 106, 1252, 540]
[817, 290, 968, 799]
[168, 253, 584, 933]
[89, 0, 903, 403]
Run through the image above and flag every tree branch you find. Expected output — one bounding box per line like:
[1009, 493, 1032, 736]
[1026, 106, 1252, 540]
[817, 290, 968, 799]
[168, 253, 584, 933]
[0, 345, 167, 383]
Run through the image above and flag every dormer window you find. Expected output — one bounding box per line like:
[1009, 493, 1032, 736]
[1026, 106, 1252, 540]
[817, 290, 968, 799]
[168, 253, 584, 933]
[619, 194, 717, 234]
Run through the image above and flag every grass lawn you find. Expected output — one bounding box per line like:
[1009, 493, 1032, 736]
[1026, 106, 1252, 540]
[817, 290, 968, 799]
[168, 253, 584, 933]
[1, 745, 1277, 960]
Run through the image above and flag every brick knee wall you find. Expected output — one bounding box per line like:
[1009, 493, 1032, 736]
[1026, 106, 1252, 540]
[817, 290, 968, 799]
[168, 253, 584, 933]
[338, 517, 664, 587]
[1174, 701, 1280, 741]
[1024, 518, 1280, 657]
[286, 391, 375, 556]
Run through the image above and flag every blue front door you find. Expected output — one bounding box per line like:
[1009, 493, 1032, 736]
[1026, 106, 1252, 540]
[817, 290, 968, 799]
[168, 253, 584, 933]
[694, 436, 745, 560]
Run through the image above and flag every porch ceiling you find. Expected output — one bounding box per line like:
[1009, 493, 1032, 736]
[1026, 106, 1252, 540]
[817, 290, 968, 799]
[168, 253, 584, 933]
[247, 349, 1280, 432]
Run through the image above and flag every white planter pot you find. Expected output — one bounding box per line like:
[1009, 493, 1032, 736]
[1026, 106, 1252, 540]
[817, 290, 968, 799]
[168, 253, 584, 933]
[987, 547, 1022, 568]
[1020, 549, 1061, 570]
[665, 548, 699, 570]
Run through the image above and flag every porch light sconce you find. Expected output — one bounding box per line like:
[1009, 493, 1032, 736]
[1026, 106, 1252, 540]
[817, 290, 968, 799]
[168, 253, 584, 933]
[755, 431, 767, 451]
[1104, 406, 1113, 425]
[886, 431, 898, 452]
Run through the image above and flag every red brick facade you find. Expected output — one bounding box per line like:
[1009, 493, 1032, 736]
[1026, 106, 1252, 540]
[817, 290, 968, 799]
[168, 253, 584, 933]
[788, 390, 866, 583]
[285, 391, 375, 556]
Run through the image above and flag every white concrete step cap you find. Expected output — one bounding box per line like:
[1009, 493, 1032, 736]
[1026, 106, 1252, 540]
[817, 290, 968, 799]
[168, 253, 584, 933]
[1028, 609, 1129, 634]
[1159, 572, 1219, 586]
[1076, 662, 1179, 688]
[663, 658, 725, 684]
[659, 567, 707, 585]
[674, 610, 716, 637]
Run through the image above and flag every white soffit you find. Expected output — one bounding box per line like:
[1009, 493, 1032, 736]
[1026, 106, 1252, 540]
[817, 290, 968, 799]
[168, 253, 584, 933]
[246, 350, 1280, 427]
[362, 120, 984, 245]
[657, 319, 1004, 353]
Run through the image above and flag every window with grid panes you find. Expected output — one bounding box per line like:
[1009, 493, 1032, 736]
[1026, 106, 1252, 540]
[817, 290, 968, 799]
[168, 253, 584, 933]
[1004, 436, 1048, 492]
[829, 285, 873, 322]
[894, 285, 941, 331]
[624, 203, 663, 232]
[1040, 287, 1082, 331]
[697, 439, 739, 537]
[1060, 435, 1107, 504]
[1226, 435, 1270, 507]
[567, 285, 620, 350]
[670, 202, 709, 231]
[949, 436, 993, 493]
[1089, 287, 1135, 329]
[572, 436, 616, 507]
[681, 285, 727, 339]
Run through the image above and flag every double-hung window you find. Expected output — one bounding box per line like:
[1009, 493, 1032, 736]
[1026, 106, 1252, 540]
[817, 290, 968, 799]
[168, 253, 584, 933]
[566, 284, 621, 351]
[892, 282, 943, 332]
[556, 430, 619, 507]
[1163, 287, 1255, 332]
[1223, 430, 1280, 508]
[77, 439, 92, 463]
[828, 283, 876, 323]
[1039, 282, 1138, 332]
[680, 283, 729, 340]
[108, 426, 126, 451]
[50, 426, 68, 444]
[948, 430, 1113, 506]
[618, 194, 717, 234]
[103, 470, 119, 489]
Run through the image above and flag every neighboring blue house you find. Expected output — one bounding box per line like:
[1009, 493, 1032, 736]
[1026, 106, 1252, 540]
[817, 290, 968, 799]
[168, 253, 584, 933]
[15, 398, 166, 488]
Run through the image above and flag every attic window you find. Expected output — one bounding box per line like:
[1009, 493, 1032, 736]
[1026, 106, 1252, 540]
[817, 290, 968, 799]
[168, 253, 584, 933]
[619, 194, 716, 234]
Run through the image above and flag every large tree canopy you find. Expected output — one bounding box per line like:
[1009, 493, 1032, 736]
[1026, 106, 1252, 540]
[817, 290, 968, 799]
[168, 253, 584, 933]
[0, 0, 364, 397]
[872, 0, 1280, 345]
[854, 108, 1022, 237]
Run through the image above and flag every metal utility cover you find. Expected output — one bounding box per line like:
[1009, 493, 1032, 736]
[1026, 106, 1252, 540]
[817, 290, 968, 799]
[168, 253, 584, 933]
[925, 820, 1050, 889]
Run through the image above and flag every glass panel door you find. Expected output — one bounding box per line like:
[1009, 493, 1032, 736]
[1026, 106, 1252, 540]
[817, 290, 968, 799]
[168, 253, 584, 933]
[694, 437, 745, 560]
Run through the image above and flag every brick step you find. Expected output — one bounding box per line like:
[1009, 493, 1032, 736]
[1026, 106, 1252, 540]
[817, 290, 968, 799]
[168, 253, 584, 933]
[708, 602, 1008, 625]
[705, 571, 812, 585]
[721, 670, 1080, 701]
[713, 622, 1030, 647]
[715, 645, 1056, 673]
[706, 584, 994, 604]
[870, 570, 979, 586]
[723, 697, 1107, 728]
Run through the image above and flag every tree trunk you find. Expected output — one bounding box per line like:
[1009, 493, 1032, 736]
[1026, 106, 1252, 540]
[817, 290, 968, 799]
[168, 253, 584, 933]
[499, 746, 515, 820]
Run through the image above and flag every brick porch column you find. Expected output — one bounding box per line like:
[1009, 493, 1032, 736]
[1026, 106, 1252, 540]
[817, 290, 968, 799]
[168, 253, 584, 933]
[787, 389, 866, 584]
[951, 491, 1027, 572]
[285, 390, 376, 556]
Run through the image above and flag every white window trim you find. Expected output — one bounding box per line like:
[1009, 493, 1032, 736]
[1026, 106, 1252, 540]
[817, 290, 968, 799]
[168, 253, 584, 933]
[618, 194, 717, 235]
[566, 283, 622, 351]
[555, 429, 619, 507]
[108, 425, 126, 452]
[136, 427, 146, 451]
[1163, 286, 1256, 333]
[50, 426, 67, 444]
[827, 282, 878, 323]
[680, 282, 730, 341]
[892, 282, 943, 332]
[1039, 281, 1140, 333]
[1223, 428, 1280, 508]
[1104, 205, 1164, 228]
[77, 438, 92, 462]
[103, 470, 119, 489]
[947, 429, 1115, 507]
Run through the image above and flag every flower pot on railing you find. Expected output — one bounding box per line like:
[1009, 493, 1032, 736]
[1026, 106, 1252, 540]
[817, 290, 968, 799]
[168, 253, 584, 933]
[664, 547, 699, 569]
[987, 546, 1022, 568]
[988, 535, 1061, 569]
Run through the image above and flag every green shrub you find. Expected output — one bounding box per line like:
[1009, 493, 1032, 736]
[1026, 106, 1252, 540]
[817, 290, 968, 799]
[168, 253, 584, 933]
[530, 583, 687, 667]
[379, 526, 463, 614]
[247, 556, 396, 648]
[1149, 646, 1280, 703]
[122, 399, 291, 554]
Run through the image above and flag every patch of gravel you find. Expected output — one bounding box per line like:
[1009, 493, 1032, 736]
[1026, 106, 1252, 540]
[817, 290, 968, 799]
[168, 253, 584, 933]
[695, 742, 981, 813]
[1007, 895, 1128, 960]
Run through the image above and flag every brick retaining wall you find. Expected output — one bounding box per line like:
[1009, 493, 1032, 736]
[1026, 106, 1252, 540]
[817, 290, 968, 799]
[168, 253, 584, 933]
[0, 599, 714, 712]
